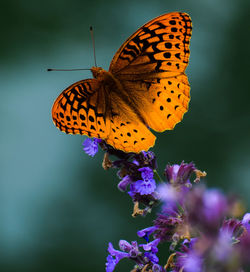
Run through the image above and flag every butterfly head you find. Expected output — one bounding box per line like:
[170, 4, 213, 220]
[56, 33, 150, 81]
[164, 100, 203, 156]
[91, 66, 106, 79]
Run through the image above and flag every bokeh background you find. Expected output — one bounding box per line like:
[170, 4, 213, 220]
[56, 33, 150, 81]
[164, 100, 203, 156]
[1, 0, 250, 271]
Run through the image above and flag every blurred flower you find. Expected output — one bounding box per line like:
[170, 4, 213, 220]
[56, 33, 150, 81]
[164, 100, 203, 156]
[180, 251, 203, 272]
[212, 231, 234, 261]
[242, 213, 250, 232]
[238, 213, 250, 266]
[82, 138, 101, 157]
[221, 218, 244, 241]
[157, 183, 179, 204]
[86, 145, 250, 272]
[173, 239, 203, 272]
[186, 187, 228, 236]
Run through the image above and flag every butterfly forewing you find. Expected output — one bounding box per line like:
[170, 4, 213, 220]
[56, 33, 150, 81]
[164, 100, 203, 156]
[109, 12, 192, 76]
[109, 11, 192, 134]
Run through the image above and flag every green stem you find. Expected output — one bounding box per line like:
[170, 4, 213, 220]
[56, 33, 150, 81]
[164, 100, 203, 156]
[153, 169, 163, 182]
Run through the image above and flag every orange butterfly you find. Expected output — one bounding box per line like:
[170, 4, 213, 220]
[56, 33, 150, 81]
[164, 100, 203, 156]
[52, 12, 192, 153]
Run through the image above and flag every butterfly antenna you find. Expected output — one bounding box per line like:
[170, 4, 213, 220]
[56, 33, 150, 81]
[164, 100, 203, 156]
[47, 68, 90, 72]
[90, 26, 97, 67]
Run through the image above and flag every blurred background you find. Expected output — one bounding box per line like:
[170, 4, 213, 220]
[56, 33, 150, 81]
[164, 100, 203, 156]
[1, 0, 250, 271]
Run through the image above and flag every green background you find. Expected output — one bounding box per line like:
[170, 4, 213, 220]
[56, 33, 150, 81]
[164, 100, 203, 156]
[1, 0, 250, 271]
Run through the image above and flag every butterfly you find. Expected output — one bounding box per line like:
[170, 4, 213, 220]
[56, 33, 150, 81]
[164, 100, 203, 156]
[52, 12, 192, 153]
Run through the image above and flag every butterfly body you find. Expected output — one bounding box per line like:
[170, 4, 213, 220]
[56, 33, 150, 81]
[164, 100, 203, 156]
[52, 12, 192, 153]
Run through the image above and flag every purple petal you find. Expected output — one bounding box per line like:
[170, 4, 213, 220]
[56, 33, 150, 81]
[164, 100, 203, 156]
[165, 164, 180, 182]
[134, 178, 156, 195]
[203, 189, 228, 221]
[117, 175, 132, 192]
[137, 226, 157, 242]
[144, 251, 159, 264]
[182, 252, 203, 272]
[107, 242, 130, 259]
[82, 138, 99, 157]
[140, 238, 160, 253]
[165, 162, 196, 186]
[221, 218, 243, 239]
[139, 167, 154, 179]
[213, 232, 233, 261]
[105, 255, 117, 272]
[119, 240, 132, 252]
[132, 159, 140, 166]
[178, 162, 196, 183]
[157, 183, 178, 203]
[242, 213, 250, 232]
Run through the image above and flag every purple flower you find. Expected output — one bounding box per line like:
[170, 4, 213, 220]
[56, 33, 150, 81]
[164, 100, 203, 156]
[144, 251, 159, 264]
[238, 229, 250, 265]
[212, 231, 233, 261]
[221, 218, 244, 240]
[105, 255, 117, 272]
[157, 183, 179, 205]
[137, 226, 157, 242]
[105, 241, 142, 272]
[140, 238, 160, 253]
[82, 138, 101, 157]
[139, 238, 161, 265]
[242, 213, 250, 233]
[140, 151, 157, 170]
[133, 167, 156, 195]
[154, 213, 182, 242]
[165, 162, 196, 187]
[105, 238, 163, 271]
[173, 239, 203, 272]
[180, 251, 203, 272]
[139, 167, 154, 180]
[187, 186, 228, 236]
[202, 189, 228, 222]
[119, 240, 140, 257]
[106, 242, 130, 272]
[236, 213, 250, 265]
[117, 175, 132, 192]
[133, 179, 156, 195]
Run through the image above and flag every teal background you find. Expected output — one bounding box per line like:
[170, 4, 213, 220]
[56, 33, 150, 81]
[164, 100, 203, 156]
[1, 0, 250, 271]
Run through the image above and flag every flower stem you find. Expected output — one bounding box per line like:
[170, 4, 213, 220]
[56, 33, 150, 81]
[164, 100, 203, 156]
[153, 170, 163, 182]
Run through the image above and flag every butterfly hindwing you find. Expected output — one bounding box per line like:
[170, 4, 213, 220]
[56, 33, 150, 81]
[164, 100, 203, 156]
[52, 79, 110, 139]
[121, 74, 190, 132]
[52, 79, 156, 152]
[106, 91, 156, 152]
